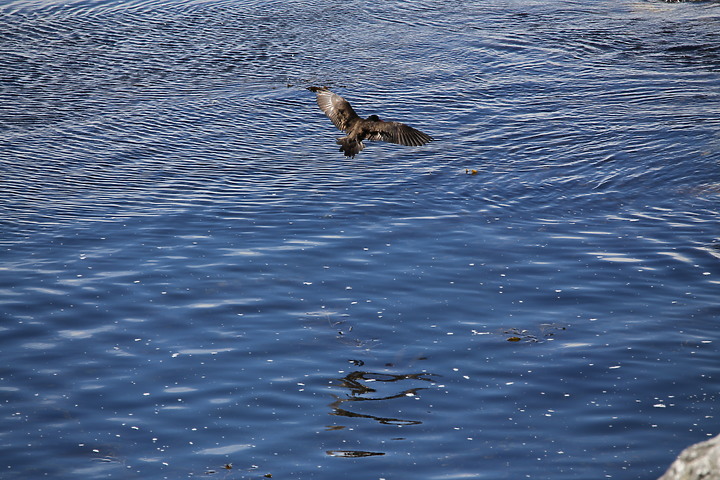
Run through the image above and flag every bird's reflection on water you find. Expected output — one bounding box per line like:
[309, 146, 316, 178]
[325, 449, 385, 458]
[325, 370, 439, 458]
[329, 370, 439, 426]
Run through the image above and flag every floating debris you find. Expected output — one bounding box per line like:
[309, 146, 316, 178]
[502, 324, 566, 343]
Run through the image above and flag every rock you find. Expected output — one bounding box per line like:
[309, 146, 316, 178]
[659, 435, 720, 480]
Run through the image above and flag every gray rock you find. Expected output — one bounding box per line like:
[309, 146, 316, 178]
[659, 435, 720, 480]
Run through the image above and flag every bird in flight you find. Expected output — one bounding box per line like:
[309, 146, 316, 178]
[310, 87, 433, 158]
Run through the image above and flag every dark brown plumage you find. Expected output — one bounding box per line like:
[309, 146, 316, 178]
[311, 88, 433, 158]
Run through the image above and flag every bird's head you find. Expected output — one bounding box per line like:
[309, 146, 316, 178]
[366, 114, 381, 122]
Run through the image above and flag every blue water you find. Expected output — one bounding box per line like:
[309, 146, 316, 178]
[1, 0, 720, 478]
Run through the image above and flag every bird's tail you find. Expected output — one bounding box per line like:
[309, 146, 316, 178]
[336, 137, 364, 158]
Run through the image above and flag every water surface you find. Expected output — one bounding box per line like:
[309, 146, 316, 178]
[1, 0, 720, 478]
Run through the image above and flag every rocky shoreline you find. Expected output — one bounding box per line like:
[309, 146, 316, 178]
[659, 435, 720, 480]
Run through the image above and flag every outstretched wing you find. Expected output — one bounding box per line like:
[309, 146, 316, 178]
[315, 89, 360, 132]
[366, 121, 434, 146]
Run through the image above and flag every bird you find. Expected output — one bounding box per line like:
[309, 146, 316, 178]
[310, 87, 433, 158]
